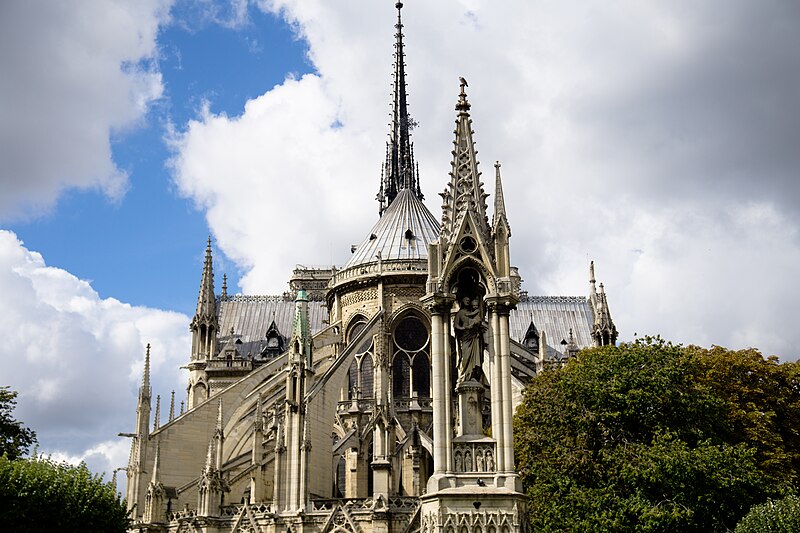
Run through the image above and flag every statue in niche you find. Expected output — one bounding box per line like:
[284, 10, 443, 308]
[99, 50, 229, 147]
[476, 451, 485, 472]
[454, 296, 487, 384]
[464, 450, 473, 472]
[485, 450, 494, 471]
[455, 452, 463, 472]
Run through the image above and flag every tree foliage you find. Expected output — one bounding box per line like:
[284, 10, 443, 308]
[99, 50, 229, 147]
[514, 337, 800, 532]
[735, 495, 800, 532]
[0, 386, 37, 460]
[0, 453, 131, 532]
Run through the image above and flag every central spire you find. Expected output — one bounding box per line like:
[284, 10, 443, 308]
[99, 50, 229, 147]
[378, 1, 423, 216]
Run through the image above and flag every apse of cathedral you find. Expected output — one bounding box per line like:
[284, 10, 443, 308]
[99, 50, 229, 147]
[125, 3, 618, 532]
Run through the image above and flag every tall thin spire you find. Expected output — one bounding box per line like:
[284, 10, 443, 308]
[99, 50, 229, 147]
[140, 343, 151, 402]
[379, 1, 423, 216]
[195, 237, 216, 318]
[168, 390, 175, 422]
[153, 394, 161, 431]
[190, 237, 219, 361]
[492, 161, 510, 235]
[151, 439, 161, 484]
[440, 78, 491, 248]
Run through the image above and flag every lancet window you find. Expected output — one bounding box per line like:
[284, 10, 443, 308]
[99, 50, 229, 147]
[392, 314, 430, 399]
[347, 317, 375, 400]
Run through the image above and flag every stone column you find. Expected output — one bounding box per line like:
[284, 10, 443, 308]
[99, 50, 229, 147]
[489, 306, 505, 471]
[498, 308, 514, 473]
[422, 296, 453, 490]
[443, 314, 454, 473]
[430, 308, 446, 474]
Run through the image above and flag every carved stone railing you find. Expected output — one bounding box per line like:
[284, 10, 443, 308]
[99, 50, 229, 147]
[309, 497, 418, 514]
[393, 397, 433, 412]
[167, 508, 197, 521]
[337, 398, 376, 414]
[389, 496, 420, 513]
[206, 359, 253, 371]
[330, 259, 428, 287]
[311, 498, 375, 512]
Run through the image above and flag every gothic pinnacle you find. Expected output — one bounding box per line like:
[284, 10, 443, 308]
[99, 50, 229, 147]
[140, 344, 151, 401]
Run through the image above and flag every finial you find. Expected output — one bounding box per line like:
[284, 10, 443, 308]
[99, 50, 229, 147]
[151, 439, 161, 483]
[205, 439, 215, 470]
[457, 77, 471, 111]
[492, 160, 509, 232]
[216, 398, 224, 432]
[180, 401, 185, 415]
[169, 390, 175, 422]
[221, 273, 228, 299]
[140, 344, 152, 400]
[153, 395, 161, 431]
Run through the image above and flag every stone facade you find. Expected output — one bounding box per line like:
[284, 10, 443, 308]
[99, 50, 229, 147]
[123, 4, 617, 533]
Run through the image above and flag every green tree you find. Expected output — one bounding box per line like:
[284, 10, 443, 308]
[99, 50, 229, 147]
[735, 495, 800, 532]
[0, 454, 131, 532]
[514, 337, 799, 532]
[0, 386, 37, 460]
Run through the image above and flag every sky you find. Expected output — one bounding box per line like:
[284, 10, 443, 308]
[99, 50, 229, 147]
[1, 0, 799, 487]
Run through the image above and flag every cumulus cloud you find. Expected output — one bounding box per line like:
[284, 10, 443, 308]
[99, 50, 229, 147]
[169, 0, 800, 360]
[0, 0, 172, 219]
[0, 230, 189, 477]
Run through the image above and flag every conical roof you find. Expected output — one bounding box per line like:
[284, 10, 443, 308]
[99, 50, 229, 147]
[345, 188, 440, 269]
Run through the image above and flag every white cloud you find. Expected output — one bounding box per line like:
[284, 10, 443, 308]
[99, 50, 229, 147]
[0, 0, 172, 219]
[170, 0, 800, 363]
[0, 230, 189, 475]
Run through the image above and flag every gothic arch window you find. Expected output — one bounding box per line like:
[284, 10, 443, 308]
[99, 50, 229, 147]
[392, 313, 430, 399]
[392, 354, 410, 398]
[346, 316, 375, 400]
[360, 354, 374, 398]
[334, 455, 346, 498]
[412, 353, 430, 397]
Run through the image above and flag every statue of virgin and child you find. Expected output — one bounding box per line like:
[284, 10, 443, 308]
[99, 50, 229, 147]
[453, 295, 488, 384]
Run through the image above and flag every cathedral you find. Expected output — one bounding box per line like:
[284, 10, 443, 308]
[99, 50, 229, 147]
[125, 4, 618, 532]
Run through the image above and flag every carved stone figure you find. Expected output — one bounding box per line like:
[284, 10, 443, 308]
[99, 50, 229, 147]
[485, 450, 495, 472]
[453, 297, 487, 383]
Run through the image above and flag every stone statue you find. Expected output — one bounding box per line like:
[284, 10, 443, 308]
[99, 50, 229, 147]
[485, 450, 494, 471]
[453, 296, 487, 383]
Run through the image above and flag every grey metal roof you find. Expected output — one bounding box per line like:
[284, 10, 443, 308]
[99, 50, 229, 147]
[217, 294, 593, 360]
[217, 296, 327, 344]
[344, 188, 440, 269]
[509, 296, 595, 356]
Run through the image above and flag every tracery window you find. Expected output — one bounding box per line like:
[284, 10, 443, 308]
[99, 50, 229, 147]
[392, 314, 430, 399]
[347, 317, 375, 400]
